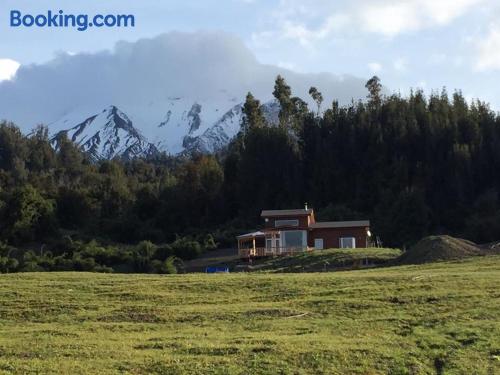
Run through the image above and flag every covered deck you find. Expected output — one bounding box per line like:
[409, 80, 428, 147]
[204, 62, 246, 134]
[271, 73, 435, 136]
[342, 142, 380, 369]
[237, 230, 311, 258]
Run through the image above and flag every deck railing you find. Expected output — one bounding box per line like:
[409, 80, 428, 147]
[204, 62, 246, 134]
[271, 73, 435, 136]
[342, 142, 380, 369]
[238, 247, 310, 258]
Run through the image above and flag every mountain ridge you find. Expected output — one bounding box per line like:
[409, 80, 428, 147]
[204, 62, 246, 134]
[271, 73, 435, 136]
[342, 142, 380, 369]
[49, 99, 280, 159]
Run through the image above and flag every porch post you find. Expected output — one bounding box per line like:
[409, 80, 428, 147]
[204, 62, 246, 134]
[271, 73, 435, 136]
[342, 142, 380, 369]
[273, 232, 278, 255]
[252, 237, 256, 255]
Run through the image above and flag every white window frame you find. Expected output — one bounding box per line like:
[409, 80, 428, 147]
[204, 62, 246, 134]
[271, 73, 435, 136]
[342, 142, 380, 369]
[314, 238, 324, 250]
[275, 219, 299, 228]
[340, 237, 356, 248]
[282, 230, 307, 249]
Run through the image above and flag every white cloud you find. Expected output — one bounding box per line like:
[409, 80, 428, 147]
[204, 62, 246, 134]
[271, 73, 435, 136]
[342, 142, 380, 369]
[280, 13, 351, 47]
[368, 62, 383, 73]
[475, 23, 500, 71]
[360, 3, 420, 36]
[0, 32, 369, 131]
[424, 0, 483, 25]
[0, 59, 20, 81]
[256, 0, 484, 46]
[393, 57, 408, 72]
[277, 61, 298, 71]
[360, 0, 484, 36]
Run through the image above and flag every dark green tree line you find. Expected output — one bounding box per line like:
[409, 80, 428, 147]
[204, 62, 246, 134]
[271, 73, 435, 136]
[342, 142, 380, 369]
[0, 74, 500, 274]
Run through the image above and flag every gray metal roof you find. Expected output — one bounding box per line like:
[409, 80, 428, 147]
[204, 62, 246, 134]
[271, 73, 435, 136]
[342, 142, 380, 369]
[236, 231, 266, 239]
[261, 209, 313, 217]
[310, 220, 370, 229]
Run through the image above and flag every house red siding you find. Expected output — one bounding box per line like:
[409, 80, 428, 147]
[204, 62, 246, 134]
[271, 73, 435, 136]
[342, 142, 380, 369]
[243, 208, 371, 255]
[264, 215, 310, 230]
[308, 226, 369, 248]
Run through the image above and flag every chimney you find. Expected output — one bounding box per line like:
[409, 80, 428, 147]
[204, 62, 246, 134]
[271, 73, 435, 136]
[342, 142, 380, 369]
[304, 202, 308, 210]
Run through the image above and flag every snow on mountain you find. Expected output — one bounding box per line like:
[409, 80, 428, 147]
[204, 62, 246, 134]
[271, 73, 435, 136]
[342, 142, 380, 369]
[48, 98, 280, 159]
[182, 103, 244, 154]
[182, 100, 280, 153]
[141, 93, 244, 153]
[50, 105, 159, 160]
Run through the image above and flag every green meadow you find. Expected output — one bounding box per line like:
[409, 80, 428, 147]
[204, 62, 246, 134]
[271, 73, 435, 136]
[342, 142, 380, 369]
[0, 256, 499, 374]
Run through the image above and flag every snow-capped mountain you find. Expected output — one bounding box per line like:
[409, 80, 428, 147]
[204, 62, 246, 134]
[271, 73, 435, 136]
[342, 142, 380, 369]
[143, 93, 245, 154]
[49, 99, 280, 159]
[181, 103, 244, 154]
[182, 100, 280, 153]
[0, 31, 370, 159]
[50, 106, 159, 160]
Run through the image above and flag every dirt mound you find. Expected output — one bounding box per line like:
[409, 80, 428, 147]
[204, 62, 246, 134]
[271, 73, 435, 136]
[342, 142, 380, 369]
[398, 235, 484, 264]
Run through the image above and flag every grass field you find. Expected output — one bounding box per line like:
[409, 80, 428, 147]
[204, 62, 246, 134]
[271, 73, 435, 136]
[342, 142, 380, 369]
[0, 256, 499, 374]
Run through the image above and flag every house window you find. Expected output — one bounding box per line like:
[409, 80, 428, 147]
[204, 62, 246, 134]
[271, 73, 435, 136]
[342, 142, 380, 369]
[314, 238, 324, 250]
[340, 237, 356, 248]
[282, 230, 306, 249]
[275, 219, 299, 228]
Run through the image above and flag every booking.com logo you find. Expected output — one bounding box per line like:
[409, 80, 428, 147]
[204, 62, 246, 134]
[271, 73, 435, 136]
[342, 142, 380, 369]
[10, 10, 135, 31]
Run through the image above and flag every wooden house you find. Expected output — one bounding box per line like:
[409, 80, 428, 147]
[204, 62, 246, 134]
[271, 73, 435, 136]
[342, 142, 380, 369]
[237, 205, 370, 258]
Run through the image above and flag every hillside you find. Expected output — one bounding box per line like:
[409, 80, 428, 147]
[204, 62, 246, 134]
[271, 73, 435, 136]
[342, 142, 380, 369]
[184, 248, 402, 273]
[248, 248, 402, 272]
[0, 256, 499, 374]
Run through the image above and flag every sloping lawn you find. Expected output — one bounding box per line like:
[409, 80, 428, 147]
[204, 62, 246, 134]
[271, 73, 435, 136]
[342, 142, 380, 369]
[252, 247, 402, 272]
[0, 255, 498, 374]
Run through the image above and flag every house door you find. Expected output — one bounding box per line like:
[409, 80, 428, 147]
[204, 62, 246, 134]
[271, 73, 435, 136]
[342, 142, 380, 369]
[314, 238, 324, 250]
[266, 233, 280, 255]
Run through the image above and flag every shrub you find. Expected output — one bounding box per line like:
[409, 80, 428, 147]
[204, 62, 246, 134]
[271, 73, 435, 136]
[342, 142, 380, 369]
[164, 256, 178, 274]
[21, 261, 44, 272]
[80, 241, 125, 265]
[94, 265, 114, 273]
[0, 238, 188, 274]
[133, 240, 158, 272]
[171, 237, 202, 260]
[136, 240, 157, 259]
[203, 234, 218, 251]
[150, 256, 179, 274]
[0, 257, 19, 273]
[154, 244, 174, 261]
[150, 259, 164, 273]
[72, 255, 97, 272]
[52, 255, 77, 271]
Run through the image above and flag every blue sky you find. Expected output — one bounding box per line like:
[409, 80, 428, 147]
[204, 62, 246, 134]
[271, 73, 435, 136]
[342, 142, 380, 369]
[1, 0, 500, 106]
